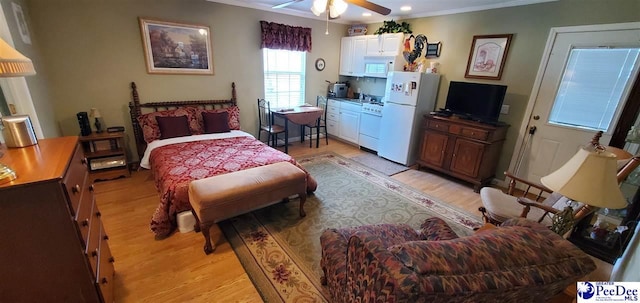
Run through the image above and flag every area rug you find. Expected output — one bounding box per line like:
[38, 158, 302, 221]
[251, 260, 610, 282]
[219, 153, 482, 302]
[349, 152, 410, 176]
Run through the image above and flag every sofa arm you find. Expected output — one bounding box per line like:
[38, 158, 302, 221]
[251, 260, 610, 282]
[346, 230, 422, 302]
[419, 217, 459, 241]
[320, 228, 350, 302]
[320, 224, 421, 302]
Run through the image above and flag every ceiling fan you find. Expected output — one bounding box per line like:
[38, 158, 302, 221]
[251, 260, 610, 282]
[272, 0, 391, 18]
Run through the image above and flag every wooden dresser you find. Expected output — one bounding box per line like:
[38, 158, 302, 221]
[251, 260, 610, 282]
[417, 115, 509, 192]
[0, 137, 114, 302]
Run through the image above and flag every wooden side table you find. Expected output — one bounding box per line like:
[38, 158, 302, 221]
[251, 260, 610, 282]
[79, 131, 130, 182]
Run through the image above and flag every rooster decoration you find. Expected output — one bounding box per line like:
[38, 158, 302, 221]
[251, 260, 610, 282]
[402, 34, 428, 71]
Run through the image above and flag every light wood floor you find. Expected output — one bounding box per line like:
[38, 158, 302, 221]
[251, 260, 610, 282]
[94, 138, 485, 303]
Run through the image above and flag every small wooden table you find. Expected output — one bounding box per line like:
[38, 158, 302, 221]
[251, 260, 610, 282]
[271, 106, 323, 153]
[79, 131, 130, 182]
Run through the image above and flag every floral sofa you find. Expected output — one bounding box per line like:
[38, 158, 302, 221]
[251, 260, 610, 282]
[320, 217, 596, 303]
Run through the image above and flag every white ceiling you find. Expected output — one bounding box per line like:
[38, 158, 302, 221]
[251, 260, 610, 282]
[206, 0, 557, 24]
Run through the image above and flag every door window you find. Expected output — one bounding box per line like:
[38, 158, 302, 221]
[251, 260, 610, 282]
[549, 48, 640, 132]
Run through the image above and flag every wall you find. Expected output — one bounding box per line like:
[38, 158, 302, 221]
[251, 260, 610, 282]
[22, 0, 640, 169]
[26, 0, 345, 160]
[366, 0, 640, 180]
[0, 0, 56, 137]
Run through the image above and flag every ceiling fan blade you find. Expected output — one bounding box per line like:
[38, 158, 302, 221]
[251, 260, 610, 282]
[272, 0, 304, 9]
[345, 0, 391, 15]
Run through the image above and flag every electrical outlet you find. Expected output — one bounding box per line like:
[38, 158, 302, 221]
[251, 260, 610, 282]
[500, 104, 510, 115]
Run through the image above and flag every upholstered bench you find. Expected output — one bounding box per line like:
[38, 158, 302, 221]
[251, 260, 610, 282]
[188, 161, 307, 254]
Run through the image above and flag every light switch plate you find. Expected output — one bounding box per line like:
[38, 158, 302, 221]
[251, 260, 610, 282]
[500, 104, 510, 114]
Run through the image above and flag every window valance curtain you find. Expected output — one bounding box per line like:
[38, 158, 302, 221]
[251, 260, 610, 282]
[260, 21, 312, 52]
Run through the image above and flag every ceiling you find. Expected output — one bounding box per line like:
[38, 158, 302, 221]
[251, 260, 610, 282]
[206, 0, 557, 24]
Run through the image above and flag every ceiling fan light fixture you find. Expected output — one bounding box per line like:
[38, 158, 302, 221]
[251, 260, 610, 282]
[400, 6, 412, 11]
[329, 0, 348, 18]
[311, 0, 328, 16]
[362, 12, 372, 16]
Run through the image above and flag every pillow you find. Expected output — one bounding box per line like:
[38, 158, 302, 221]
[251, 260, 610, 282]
[137, 107, 199, 143]
[156, 115, 192, 139]
[202, 111, 231, 133]
[196, 106, 241, 131]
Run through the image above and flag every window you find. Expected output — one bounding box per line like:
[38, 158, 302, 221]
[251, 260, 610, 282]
[263, 48, 306, 108]
[549, 48, 640, 131]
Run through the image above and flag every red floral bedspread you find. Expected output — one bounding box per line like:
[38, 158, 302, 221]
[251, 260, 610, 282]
[148, 136, 317, 237]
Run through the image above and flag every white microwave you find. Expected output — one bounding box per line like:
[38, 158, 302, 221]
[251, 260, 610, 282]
[363, 57, 403, 78]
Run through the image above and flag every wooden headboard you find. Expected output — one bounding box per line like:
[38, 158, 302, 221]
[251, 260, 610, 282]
[128, 81, 237, 160]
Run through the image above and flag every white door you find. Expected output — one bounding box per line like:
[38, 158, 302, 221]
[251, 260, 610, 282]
[352, 36, 367, 76]
[512, 23, 640, 183]
[365, 35, 381, 56]
[339, 109, 360, 144]
[385, 72, 421, 106]
[379, 102, 417, 165]
[339, 37, 353, 76]
[380, 33, 403, 56]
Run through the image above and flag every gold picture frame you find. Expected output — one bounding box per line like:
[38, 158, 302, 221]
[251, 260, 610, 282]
[139, 18, 213, 75]
[465, 34, 513, 80]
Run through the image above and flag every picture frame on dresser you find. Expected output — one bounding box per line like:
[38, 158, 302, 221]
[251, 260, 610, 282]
[139, 17, 213, 75]
[465, 34, 513, 80]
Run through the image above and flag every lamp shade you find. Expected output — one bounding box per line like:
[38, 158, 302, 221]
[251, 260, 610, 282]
[541, 148, 627, 209]
[89, 108, 102, 118]
[0, 37, 35, 77]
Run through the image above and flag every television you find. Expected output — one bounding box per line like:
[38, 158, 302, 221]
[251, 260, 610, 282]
[444, 81, 507, 123]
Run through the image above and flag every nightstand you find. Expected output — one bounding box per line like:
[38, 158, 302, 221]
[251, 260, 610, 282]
[79, 131, 130, 182]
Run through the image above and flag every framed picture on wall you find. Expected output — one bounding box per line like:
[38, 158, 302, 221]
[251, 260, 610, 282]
[464, 34, 513, 80]
[12, 3, 31, 45]
[139, 18, 213, 75]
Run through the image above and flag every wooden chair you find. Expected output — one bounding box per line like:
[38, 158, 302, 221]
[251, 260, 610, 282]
[257, 98, 285, 147]
[479, 132, 640, 233]
[302, 96, 328, 148]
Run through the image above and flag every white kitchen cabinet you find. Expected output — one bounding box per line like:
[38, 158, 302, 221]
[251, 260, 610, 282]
[339, 109, 360, 144]
[365, 33, 404, 57]
[339, 36, 366, 76]
[338, 101, 361, 145]
[327, 99, 361, 145]
[327, 99, 340, 136]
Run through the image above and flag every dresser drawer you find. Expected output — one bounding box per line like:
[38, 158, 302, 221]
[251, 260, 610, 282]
[63, 144, 88, 215]
[428, 120, 449, 132]
[97, 222, 115, 303]
[86, 201, 101, 276]
[75, 184, 94, 245]
[460, 127, 489, 141]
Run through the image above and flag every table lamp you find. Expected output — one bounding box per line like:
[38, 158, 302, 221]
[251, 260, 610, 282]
[89, 108, 103, 133]
[540, 146, 627, 234]
[0, 37, 36, 184]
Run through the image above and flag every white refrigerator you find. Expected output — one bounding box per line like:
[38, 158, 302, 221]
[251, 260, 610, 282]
[378, 72, 441, 166]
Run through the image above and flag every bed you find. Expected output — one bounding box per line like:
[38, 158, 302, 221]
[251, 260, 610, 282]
[129, 82, 318, 238]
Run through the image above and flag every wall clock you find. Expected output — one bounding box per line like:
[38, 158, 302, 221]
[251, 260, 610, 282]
[315, 58, 325, 71]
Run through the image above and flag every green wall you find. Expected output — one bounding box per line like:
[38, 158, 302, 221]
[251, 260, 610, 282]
[368, 0, 640, 179]
[1, 0, 56, 137]
[21, 0, 640, 176]
[25, 0, 345, 160]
